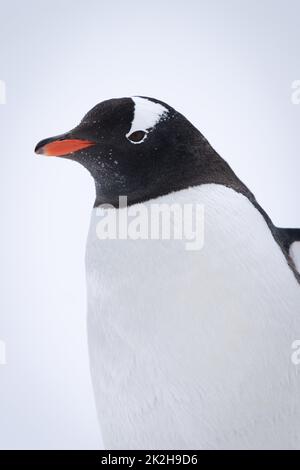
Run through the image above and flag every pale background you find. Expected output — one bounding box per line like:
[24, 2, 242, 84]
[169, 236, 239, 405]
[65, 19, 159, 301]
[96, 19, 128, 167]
[0, 0, 299, 449]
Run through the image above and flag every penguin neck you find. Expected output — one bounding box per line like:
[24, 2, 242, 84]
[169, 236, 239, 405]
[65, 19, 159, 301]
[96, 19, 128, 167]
[90, 137, 300, 285]
[92, 142, 256, 209]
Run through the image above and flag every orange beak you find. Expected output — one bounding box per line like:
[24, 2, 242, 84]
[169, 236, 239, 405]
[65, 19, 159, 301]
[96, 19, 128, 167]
[35, 137, 95, 157]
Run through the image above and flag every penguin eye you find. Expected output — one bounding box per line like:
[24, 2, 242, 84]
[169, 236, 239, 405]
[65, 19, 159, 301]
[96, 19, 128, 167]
[127, 130, 147, 144]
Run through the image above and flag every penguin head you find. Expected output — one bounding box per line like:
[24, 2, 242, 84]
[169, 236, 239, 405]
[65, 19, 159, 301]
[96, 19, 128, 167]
[35, 96, 205, 206]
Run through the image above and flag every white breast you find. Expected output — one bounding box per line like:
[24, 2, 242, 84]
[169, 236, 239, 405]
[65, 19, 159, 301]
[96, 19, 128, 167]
[86, 184, 300, 450]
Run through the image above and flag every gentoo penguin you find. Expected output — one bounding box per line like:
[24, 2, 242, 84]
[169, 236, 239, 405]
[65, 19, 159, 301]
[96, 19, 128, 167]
[35, 96, 300, 450]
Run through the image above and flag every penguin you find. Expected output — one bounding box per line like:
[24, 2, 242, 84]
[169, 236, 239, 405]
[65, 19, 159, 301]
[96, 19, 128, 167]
[35, 96, 300, 450]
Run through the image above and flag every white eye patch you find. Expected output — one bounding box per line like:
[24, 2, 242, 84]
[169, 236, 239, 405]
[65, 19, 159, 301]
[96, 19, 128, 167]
[126, 96, 168, 144]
